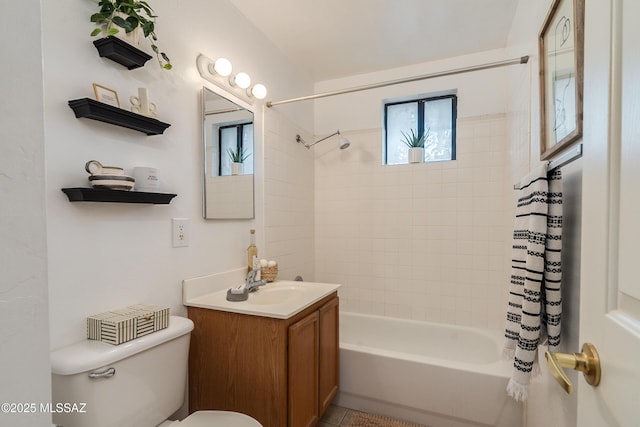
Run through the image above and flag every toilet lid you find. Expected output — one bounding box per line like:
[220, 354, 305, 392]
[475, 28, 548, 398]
[180, 411, 263, 427]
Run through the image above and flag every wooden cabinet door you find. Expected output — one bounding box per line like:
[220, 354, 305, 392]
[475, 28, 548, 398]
[188, 307, 288, 427]
[288, 311, 319, 427]
[318, 297, 339, 416]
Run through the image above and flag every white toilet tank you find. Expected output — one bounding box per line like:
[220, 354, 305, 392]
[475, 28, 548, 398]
[51, 315, 194, 427]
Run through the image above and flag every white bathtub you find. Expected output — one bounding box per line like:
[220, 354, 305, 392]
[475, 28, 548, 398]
[336, 312, 522, 427]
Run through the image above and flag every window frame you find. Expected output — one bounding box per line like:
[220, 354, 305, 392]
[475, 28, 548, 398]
[218, 122, 252, 176]
[383, 94, 458, 165]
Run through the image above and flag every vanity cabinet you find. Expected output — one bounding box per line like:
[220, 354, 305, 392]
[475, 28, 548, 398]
[318, 297, 339, 415]
[188, 293, 339, 427]
[288, 311, 319, 427]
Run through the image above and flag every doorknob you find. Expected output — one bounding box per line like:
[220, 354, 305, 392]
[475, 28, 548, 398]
[544, 342, 601, 394]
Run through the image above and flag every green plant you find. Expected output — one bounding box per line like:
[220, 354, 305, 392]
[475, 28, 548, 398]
[400, 128, 429, 148]
[228, 147, 251, 163]
[90, 0, 172, 70]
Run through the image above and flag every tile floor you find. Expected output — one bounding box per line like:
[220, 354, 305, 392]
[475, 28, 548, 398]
[319, 405, 422, 426]
[319, 405, 352, 426]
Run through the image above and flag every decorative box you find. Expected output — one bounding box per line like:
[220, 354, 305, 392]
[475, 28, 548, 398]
[87, 304, 170, 345]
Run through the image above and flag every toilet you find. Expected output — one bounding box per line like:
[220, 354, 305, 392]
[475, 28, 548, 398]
[50, 316, 262, 427]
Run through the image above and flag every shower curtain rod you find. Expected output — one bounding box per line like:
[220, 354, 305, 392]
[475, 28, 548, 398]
[266, 55, 529, 108]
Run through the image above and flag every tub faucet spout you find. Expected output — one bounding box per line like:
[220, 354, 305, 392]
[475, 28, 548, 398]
[246, 269, 267, 292]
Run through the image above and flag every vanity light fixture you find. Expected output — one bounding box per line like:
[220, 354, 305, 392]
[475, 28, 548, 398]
[231, 72, 252, 89]
[250, 84, 268, 100]
[211, 57, 232, 77]
[196, 54, 267, 105]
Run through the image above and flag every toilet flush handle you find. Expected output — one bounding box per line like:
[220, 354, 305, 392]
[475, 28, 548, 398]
[88, 367, 116, 379]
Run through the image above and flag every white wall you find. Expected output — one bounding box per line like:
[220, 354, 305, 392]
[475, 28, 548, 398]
[314, 116, 513, 329]
[505, 1, 581, 426]
[0, 1, 52, 426]
[42, 0, 314, 350]
[263, 108, 316, 281]
[312, 50, 518, 331]
[314, 48, 511, 134]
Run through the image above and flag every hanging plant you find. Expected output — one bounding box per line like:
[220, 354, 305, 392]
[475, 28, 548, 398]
[90, 0, 172, 70]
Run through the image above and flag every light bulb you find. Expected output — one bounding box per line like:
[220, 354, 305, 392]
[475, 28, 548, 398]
[213, 58, 232, 77]
[251, 84, 267, 100]
[233, 72, 251, 89]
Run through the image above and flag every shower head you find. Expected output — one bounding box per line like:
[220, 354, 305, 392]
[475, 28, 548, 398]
[338, 134, 350, 150]
[296, 130, 351, 150]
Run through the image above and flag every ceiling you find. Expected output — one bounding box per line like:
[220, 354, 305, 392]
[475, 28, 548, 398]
[229, 0, 519, 82]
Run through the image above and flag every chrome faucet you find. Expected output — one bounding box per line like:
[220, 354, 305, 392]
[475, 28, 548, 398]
[246, 269, 267, 292]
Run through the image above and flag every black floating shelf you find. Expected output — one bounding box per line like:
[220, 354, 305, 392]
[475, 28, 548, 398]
[68, 98, 171, 135]
[93, 36, 152, 70]
[62, 187, 177, 204]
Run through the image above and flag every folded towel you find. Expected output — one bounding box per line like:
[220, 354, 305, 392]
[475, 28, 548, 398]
[504, 165, 563, 401]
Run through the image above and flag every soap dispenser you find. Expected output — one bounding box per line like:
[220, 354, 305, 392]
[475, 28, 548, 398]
[247, 229, 258, 271]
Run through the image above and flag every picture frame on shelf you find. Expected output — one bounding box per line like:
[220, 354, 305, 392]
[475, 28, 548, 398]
[539, 0, 585, 160]
[93, 83, 121, 108]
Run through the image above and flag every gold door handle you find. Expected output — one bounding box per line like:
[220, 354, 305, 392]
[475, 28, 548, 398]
[544, 342, 601, 394]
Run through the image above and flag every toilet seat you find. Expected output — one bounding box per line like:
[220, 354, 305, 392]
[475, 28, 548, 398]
[169, 410, 263, 427]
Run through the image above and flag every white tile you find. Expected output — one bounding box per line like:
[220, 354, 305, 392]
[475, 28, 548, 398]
[311, 115, 512, 330]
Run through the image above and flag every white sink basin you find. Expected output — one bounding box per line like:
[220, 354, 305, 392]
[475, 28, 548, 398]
[248, 283, 304, 305]
[184, 280, 340, 319]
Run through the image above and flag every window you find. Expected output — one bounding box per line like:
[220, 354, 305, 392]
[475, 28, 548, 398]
[384, 94, 457, 165]
[219, 123, 253, 175]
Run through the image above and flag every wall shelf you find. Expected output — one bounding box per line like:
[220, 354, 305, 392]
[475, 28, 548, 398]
[68, 98, 171, 135]
[93, 36, 152, 70]
[62, 187, 177, 204]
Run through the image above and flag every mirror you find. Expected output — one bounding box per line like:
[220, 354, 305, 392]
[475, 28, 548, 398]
[202, 87, 254, 219]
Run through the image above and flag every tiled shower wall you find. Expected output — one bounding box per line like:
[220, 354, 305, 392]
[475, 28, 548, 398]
[263, 107, 316, 281]
[314, 114, 515, 331]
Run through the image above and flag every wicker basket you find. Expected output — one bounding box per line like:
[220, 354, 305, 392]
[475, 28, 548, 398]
[261, 266, 278, 282]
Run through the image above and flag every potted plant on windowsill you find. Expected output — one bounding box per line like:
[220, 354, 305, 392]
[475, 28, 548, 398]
[228, 147, 250, 175]
[401, 128, 429, 163]
[90, 0, 172, 70]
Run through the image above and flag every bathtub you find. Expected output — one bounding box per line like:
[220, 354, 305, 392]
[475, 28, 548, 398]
[336, 312, 522, 427]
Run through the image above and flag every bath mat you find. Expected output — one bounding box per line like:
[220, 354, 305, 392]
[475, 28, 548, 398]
[344, 412, 426, 427]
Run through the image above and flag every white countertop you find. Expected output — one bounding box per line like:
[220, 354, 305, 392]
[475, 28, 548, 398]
[183, 269, 340, 319]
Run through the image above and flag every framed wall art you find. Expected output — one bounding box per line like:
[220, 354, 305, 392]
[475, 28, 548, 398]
[93, 83, 121, 108]
[539, 0, 585, 160]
